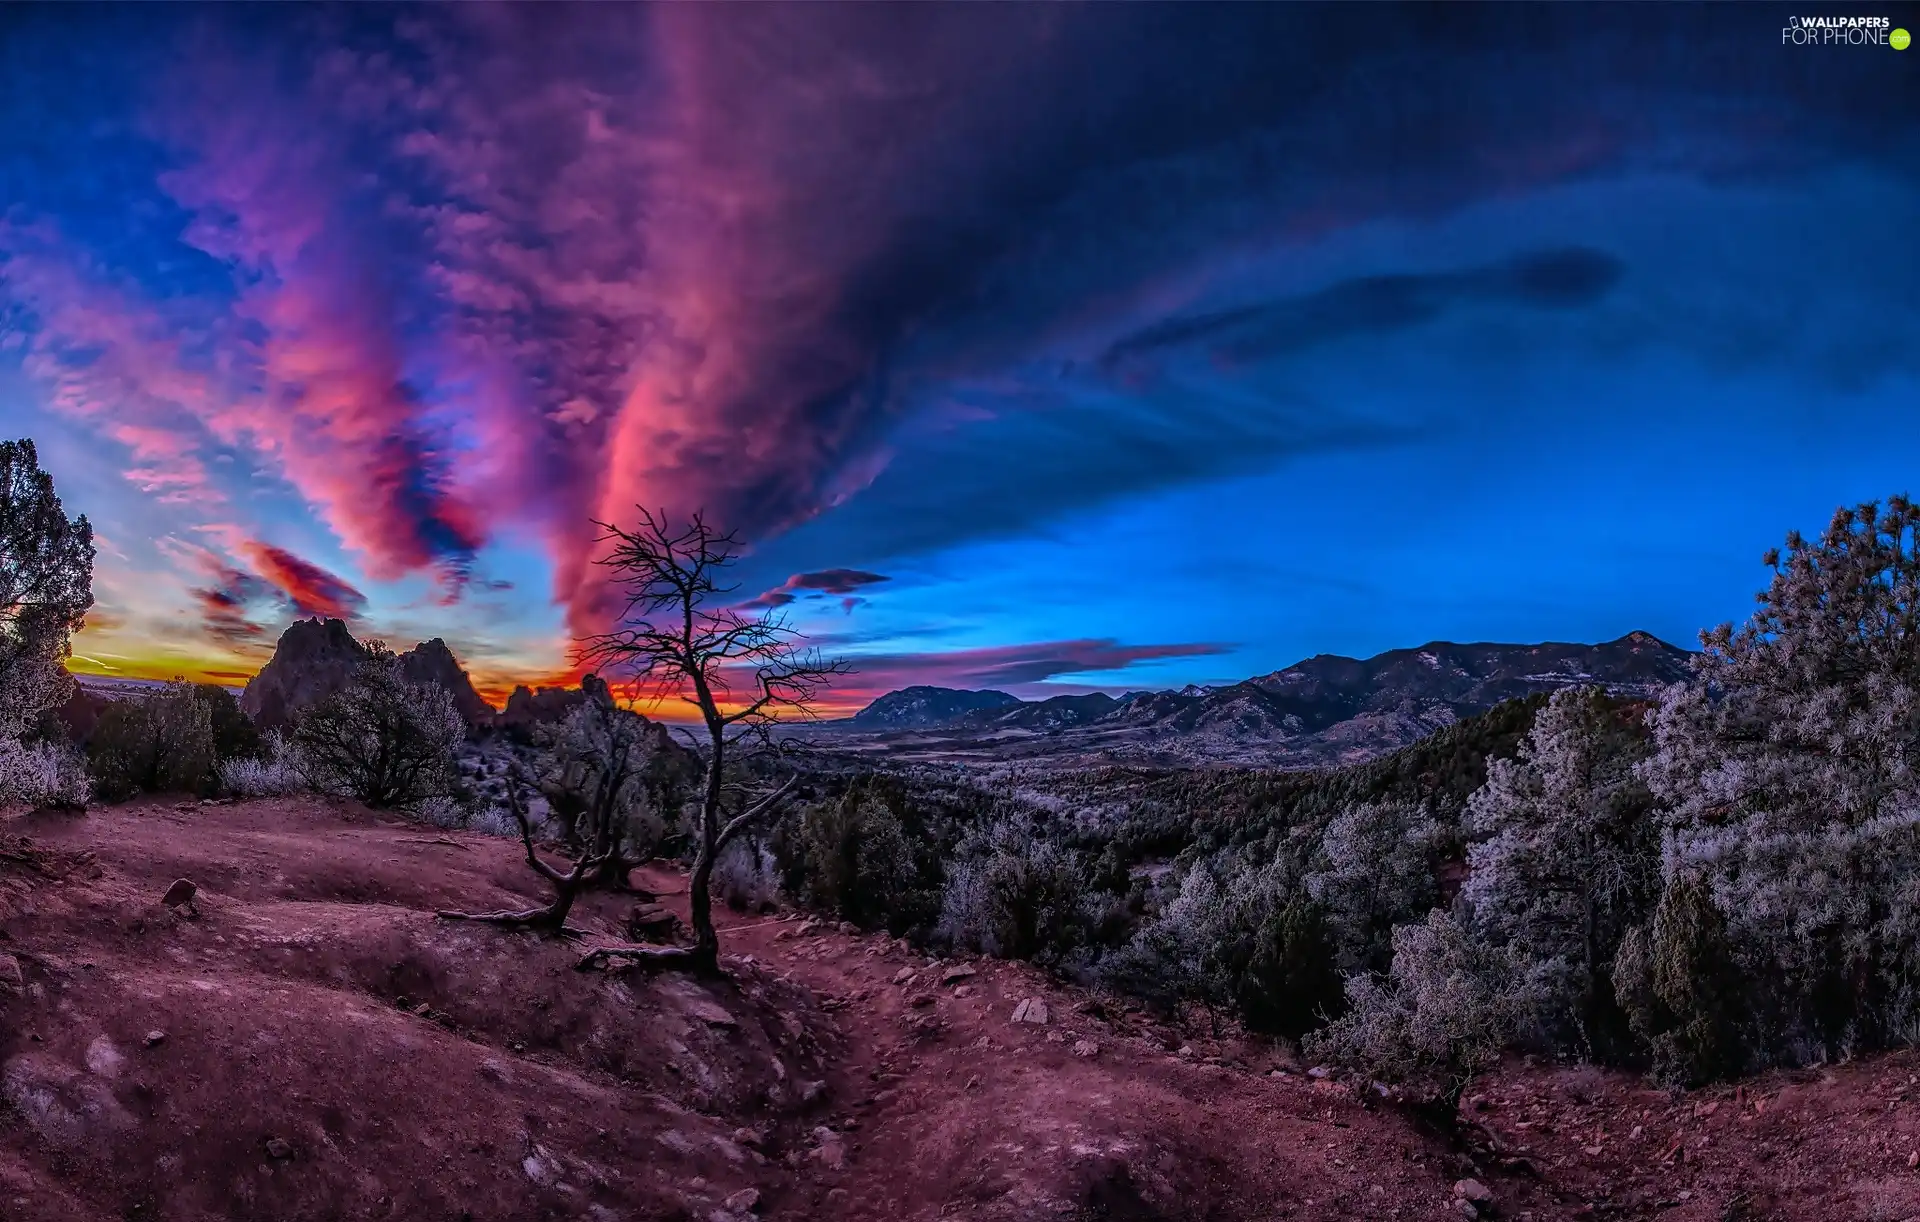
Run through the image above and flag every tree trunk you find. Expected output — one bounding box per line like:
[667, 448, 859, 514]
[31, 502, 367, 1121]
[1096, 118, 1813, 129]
[686, 841, 720, 971]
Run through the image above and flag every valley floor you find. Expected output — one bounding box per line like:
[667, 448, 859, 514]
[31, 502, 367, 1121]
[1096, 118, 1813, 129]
[0, 799, 1914, 1221]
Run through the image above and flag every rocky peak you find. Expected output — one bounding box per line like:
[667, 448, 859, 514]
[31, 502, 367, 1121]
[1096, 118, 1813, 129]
[239, 618, 367, 731]
[240, 620, 498, 732]
[398, 638, 494, 727]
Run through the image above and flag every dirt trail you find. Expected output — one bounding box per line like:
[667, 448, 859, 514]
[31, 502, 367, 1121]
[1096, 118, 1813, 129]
[5, 799, 1917, 1222]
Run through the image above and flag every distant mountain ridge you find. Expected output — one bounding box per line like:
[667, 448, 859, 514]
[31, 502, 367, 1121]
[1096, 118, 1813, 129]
[833, 632, 1694, 767]
[852, 685, 1022, 729]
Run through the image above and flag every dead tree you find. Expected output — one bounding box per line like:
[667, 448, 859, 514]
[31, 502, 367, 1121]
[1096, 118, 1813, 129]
[436, 769, 605, 937]
[529, 674, 659, 892]
[571, 509, 849, 974]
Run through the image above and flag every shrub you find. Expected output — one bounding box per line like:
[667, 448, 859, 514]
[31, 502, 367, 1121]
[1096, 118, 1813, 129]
[217, 732, 305, 798]
[938, 820, 1109, 965]
[714, 836, 782, 911]
[1305, 911, 1525, 1116]
[293, 643, 465, 811]
[1611, 873, 1746, 1086]
[87, 681, 218, 800]
[1306, 799, 1442, 973]
[794, 788, 931, 930]
[0, 737, 90, 809]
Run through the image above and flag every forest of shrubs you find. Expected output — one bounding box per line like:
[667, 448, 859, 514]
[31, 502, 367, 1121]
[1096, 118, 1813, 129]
[8, 427, 1920, 1113]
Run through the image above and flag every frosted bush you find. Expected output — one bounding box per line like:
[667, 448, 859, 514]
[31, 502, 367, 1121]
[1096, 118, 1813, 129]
[714, 837, 781, 911]
[1305, 910, 1525, 1114]
[1306, 799, 1441, 972]
[937, 820, 1096, 963]
[217, 733, 305, 798]
[0, 737, 90, 809]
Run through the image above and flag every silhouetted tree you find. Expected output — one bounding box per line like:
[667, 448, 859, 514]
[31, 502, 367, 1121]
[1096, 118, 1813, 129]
[572, 509, 849, 973]
[0, 439, 93, 808]
[294, 643, 465, 810]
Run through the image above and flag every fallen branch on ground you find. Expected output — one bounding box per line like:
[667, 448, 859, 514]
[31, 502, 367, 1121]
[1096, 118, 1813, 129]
[400, 837, 472, 850]
[574, 943, 706, 972]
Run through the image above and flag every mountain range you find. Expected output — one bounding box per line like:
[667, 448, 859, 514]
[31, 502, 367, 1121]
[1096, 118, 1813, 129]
[826, 631, 1694, 768]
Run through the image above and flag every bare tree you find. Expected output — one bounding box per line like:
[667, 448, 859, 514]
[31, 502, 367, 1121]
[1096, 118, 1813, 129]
[572, 509, 849, 973]
[437, 767, 603, 936]
[530, 674, 666, 891]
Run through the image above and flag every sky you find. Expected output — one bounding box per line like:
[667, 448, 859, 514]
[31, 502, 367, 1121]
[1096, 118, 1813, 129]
[2, 4, 1917, 716]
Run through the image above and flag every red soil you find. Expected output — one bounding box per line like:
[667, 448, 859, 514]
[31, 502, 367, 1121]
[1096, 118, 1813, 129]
[3, 798, 1916, 1221]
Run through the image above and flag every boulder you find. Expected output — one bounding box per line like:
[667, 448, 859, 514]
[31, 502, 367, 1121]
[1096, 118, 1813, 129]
[1010, 998, 1050, 1025]
[161, 879, 197, 909]
[626, 904, 682, 943]
[1454, 1178, 1492, 1204]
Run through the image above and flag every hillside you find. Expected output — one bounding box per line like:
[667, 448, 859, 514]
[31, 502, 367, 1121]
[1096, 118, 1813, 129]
[817, 632, 1692, 768]
[5, 797, 1915, 1221]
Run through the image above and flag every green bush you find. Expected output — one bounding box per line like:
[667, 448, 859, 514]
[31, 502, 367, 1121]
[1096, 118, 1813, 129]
[88, 682, 219, 800]
[1612, 873, 1746, 1087]
[1305, 911, 1525, 1117]
[795, 789, 933, 930]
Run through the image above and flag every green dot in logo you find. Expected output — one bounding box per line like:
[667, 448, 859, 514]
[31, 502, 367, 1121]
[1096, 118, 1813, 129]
[1894, 27, 1912, 50]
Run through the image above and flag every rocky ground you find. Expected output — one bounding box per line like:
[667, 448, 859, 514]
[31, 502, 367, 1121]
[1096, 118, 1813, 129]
[3, 798, 1918, 1221]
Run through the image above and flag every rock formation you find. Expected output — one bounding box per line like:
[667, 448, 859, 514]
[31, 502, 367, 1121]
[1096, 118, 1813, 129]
[239, 620, 497, 731]
[396, 638, 493, 728]
[238, 619, 367, 731]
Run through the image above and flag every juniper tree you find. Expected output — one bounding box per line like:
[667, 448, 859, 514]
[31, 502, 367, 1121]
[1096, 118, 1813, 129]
[1462, 685, 1660, 1054]
[1306, 798, 1442, 974]
[294, 643, 466, 811]
[0, 439, 93, 743]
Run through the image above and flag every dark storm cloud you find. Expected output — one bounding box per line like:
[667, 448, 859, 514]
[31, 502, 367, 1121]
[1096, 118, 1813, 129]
[1103, 248, 1626, 375]
[5, 3, 1916, 636]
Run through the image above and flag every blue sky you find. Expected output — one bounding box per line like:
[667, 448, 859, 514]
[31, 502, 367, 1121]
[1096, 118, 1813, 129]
[2, 5, 1915, 710]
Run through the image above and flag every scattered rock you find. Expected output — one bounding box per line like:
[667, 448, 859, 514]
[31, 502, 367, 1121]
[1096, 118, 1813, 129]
[0, 952, 22, 994]
[891, 968, 916, 986]
[836, 921, 859, 936]
[143, 1030, 166, 1048]
[1306, 1066, 1330, 1080]
[1909, 1149, 1918, 1169]
[83, 1037, 124, 1079]
[811, 1127, 847, 1170]
[1072, 1040, 1100, 1058]
[626, 904, 682, 943]
[724, 1187, 760, 1212]
[686, 1000, 738, 1029]
[953, 985, 975, 999]
[826, 1189, 851, 1207]
[732, 1127, 764, 1150]
[1453, 1178, 1492, 1204]
[1010, 998, 1050, 1025]
[161, 879, 197, 909]
[1454, 1200, 1479, 1219]
[908, 993, 937, 1009]
[264, 1137, 293, 1160]
[940, 964, 977, 985]
[797, 919, 823, 937]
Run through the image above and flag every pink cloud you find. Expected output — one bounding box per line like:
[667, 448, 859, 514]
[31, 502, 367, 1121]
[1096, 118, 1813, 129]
[236, 540, 368, 621]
